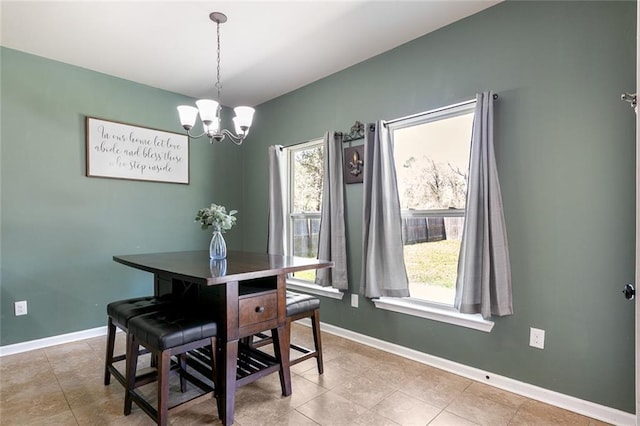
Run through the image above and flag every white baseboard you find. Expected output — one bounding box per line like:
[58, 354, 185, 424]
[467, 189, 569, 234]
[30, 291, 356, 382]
[299, 319, 636, 426]
[0, 326, 108, 357]
[1, 321, 635, 425]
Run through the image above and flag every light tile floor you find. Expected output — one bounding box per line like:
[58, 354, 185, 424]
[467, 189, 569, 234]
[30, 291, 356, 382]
[0, 324, 610, 425]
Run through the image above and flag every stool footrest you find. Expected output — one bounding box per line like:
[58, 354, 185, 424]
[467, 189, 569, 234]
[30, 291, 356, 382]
[128, 387, 214, 424]
[107, 366, 127, 388]
[250, 331, 273, 348]
[111, 346, 150, 365]
[288, 341, 317, 367]
[110, 358, 181, 388]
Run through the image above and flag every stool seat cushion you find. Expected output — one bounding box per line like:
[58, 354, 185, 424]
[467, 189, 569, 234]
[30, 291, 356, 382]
[128, 311, 217, 351]
[286, 291, 320, 317]
[107, 296, 175, 328]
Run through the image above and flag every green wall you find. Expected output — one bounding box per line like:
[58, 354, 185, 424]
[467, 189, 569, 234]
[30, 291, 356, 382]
[0, 47, 244, 345]
[242, 1, 637, 413]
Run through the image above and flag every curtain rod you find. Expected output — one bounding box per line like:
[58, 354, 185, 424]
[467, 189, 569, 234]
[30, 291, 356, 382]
[385, 93, 499, 126]
[280, 94, 499, 149]
[277, 135, 325, 151]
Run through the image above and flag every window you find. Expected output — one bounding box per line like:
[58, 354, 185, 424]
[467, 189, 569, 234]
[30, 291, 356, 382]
[285, 139, 324, 283]
[390, 102, 475, 306]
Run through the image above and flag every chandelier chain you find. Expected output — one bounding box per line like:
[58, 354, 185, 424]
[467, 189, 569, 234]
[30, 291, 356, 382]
[216, 20, 222, 103]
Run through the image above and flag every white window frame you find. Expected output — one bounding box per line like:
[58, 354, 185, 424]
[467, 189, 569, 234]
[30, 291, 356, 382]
[283, 139, 344, 300]
[375, 100, 494, 332]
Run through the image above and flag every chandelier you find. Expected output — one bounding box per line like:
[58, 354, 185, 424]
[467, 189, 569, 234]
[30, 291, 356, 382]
[177, 12, 255, 145]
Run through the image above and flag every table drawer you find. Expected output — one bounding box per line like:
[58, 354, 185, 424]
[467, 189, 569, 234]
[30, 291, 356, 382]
[239, 291, 277, 328]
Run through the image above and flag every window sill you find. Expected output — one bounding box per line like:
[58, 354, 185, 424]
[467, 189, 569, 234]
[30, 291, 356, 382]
[286, 278, 344, 300]
[372, 297, 494, 332]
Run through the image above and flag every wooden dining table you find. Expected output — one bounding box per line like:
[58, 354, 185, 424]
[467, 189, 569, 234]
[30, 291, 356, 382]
[113, 250, 333, 425]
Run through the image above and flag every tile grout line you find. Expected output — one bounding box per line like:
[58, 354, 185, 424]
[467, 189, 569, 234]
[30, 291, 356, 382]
[43, 347, 81, 426]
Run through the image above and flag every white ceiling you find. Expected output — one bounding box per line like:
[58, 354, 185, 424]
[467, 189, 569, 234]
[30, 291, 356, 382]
[1, 1, 500, 107]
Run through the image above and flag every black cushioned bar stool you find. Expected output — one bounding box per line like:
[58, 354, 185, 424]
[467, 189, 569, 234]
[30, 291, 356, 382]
[124, 309, 219, 426]
[251, 291, 323, 374]
[104, 296, 175, 387]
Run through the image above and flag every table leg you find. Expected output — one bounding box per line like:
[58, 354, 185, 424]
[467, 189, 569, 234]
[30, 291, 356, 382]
[218, 338, 238, 425]
[272, 325, 292, 396]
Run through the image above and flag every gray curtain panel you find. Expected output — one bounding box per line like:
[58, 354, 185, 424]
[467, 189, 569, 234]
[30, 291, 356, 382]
[454, 92, 513, 319]
[267, 145, 286, 256]
[315, 132, 349, 289]
[360, 121, 410, 298]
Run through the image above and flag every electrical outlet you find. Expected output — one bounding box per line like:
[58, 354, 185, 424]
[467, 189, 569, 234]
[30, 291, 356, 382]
[351, 294, 359, 308]
[529, 327, 545, 349]
[14, 300, 28, 316]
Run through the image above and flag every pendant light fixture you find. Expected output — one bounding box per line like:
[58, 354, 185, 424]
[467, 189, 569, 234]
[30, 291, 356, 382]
[177, 12, 255, 145]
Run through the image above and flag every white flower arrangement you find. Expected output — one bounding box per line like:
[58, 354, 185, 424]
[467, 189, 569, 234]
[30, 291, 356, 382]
[195, 203, 237, 232]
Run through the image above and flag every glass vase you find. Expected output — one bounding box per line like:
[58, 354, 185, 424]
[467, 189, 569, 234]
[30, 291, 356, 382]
[209, 227, 227, 260]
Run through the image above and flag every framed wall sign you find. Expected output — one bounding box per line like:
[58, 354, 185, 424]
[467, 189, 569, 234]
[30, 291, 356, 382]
[85, 117, 189, 184]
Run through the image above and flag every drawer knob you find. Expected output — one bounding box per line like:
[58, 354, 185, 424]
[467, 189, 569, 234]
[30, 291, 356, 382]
[255, 306, 265, 313]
